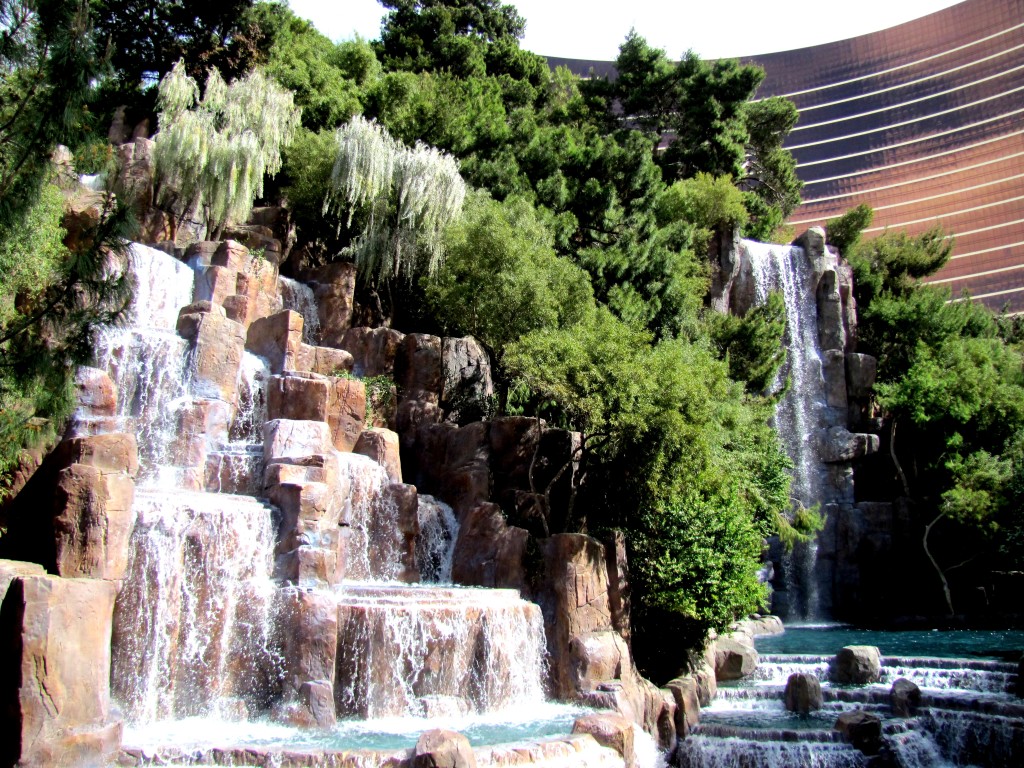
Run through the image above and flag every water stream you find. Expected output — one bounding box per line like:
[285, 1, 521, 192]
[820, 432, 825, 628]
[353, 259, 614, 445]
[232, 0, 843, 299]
[743, 239, 827, 621]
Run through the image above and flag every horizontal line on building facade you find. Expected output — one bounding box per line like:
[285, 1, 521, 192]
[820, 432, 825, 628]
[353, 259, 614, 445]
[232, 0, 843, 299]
[796, 109, 1024, 168]
[764, 22, 1024, 100]
[794, 42, 1024, 113]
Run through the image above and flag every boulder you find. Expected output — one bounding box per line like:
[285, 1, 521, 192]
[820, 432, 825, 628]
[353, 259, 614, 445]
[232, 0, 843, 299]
[326, 376, 367, 452]
[267, 372, 330, 423]
[341, 326, 405, 378]
[571, 713, 635, 768]
[396, 333, 443, 402]
[820, 426, 880, 463]
[816, 268, 846, 352]
[54, 433, 139, 477]
[604, 529, 631, 645]
[890, 677, 921, 717]
[0, 559, 46, 598]
[0, 575, 120, 767]
[450, 503, 528, 591]
[412, 729, 477, 768]
[383, 483, 420, 582]
[211, 239, 250, 272]
[822, 349, 848, 409]
[354, 428, 402, 483]
[73, 367, 116, 418]
[665, 676, 701, 737]
[831, 645, 882, 684]
[784, 672, 823, 713]
[192, 264, 239, 307]
[568, 630, 629, 694]
[693, 659, 718, 706]
[834, 710, 883, 755]
[714, 636, 759, 681]
[441, 336, 493, 413]
[295, 343, 353, 377]
[298, 680, 336, 729]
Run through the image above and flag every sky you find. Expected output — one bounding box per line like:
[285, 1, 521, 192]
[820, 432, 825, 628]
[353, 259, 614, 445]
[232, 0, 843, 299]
[294, 0, 965, 60]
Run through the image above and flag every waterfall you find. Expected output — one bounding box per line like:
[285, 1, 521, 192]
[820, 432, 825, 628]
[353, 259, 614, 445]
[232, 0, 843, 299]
[93, 244, 196, 485]
[111, 491, 281, 723]
[278, 275, 320, 344]
[744, 239, 827, 620]
[338, 452, 405, 582]
[417, 494, 459, 583]
[334, 586, 548, 719]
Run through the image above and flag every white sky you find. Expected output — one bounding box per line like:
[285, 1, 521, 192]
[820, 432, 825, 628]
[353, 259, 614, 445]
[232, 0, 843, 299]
[295, 0, 965, 60]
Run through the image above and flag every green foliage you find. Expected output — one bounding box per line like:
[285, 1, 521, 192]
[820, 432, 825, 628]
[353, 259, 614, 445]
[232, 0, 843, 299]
[709, 291, 787, 393]
[826, 203, 874, 256]
[850, 227, 952, 307]
[153, 61, 301, 239]
[739, 97, 801, 241]
[281, 128, 343, 260]
[328, 115, 466, 282]
[425, 192, 593, 355]
[0, 0, 132, 489]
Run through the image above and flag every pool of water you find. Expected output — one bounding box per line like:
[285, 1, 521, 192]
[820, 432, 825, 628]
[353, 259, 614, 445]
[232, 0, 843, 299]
[754, 624, 1024, 660]
[123, 702, 591, 753]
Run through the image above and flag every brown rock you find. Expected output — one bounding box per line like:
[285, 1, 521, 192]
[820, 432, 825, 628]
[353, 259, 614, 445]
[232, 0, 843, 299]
[693, 659, 718, 706]
[604, 529, 631, 646]
[450, 503, 528, 591]
[296, 344, 353, 377]
[267, 372, 331, 422]
[264, 419, 332, 465]
[834, 710, 883, 755]
[1, 575, 120, 767]
[383, 483, 419, 582]
[280, 589, 338, 690]
[327, 377, 367, 452]
[568, 630, 628, 693]
[309, 262, 357, 347]
[193, 264, 239, 307]
[176, 307, 246, 403]
[396, 333, 443, 402]
[0, 559, 46, 599]
[571, 713, 635, 768]
[441, 336, 493, 408]
[412, 729, 477, 768]
[354, 428, 402, 483]
[714, 637, 759, 681]
[298, 680, 336, 729]
[830, 645, 882, 685]
[183, 240, 220, 268]
[211, 239, 250, 272]
[74, 367, 116, 418]
[55, 433, 139, 477]
[784, 672, 823, 713]
[890, 677, 921, 717]
[341, 326, 405, 378]
[53, 464, 136, 580]
[666, 676, 701, 737]
[246, 310, 304, 374]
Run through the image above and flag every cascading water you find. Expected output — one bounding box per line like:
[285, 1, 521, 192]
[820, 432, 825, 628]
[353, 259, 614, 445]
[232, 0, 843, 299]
[111, 491, 281, 723]
[417, 494, 460, 584]
[744, 239, 827, 620]
[101, 243, 572, 762]
[94, 244, 196, 482]
[279, 275, 321, 345]
[684, 627, 1024, 768]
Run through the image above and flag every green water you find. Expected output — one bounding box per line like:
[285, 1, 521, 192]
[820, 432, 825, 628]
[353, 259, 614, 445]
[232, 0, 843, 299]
[754, 624, 1024, 660]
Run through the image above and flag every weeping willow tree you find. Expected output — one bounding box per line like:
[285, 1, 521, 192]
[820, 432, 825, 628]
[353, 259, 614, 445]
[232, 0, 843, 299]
[328, 115, 466, 283]
[153, 60, 301, 239]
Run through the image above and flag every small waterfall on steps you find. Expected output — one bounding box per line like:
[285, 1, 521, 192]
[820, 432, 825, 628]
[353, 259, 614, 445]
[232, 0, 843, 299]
[683, 641, 1024, 768]
[743, 239, 827, 620]
[101, 244, 567, 761]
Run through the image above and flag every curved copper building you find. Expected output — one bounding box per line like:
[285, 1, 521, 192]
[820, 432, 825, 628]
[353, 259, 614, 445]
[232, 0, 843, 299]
[549, 0, 1024, 312]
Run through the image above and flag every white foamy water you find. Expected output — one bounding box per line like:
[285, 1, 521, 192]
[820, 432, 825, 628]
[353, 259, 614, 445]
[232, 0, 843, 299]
[333, 585, 548, 719]
[278, 275, 320, 344]
[417, 494, 459, 583]
[112, 491, 281, 723]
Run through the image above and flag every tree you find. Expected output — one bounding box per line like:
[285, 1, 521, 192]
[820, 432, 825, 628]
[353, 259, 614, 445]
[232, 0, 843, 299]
[153, 60, 301, 239]
[739, 97, 801, 240]
[327, 115, 466, 283]
[826, 203, 873, 256]
[424, 192, 593, 357]
[1, 0, 131, 490]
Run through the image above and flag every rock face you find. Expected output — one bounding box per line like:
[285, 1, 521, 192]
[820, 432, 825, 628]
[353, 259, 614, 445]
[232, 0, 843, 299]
[571, 713, 636, 768]
[784, 672, 823, 713]
[0, 574, 121, 767]
[714, 637, 759, 681]
[412, 729, 477, 768]
[831, 645, 882, 684]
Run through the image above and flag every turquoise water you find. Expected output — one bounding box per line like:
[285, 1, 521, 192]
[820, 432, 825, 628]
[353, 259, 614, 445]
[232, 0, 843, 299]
[754, 624, 1024, 660]
[123, 703, 590, 753]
